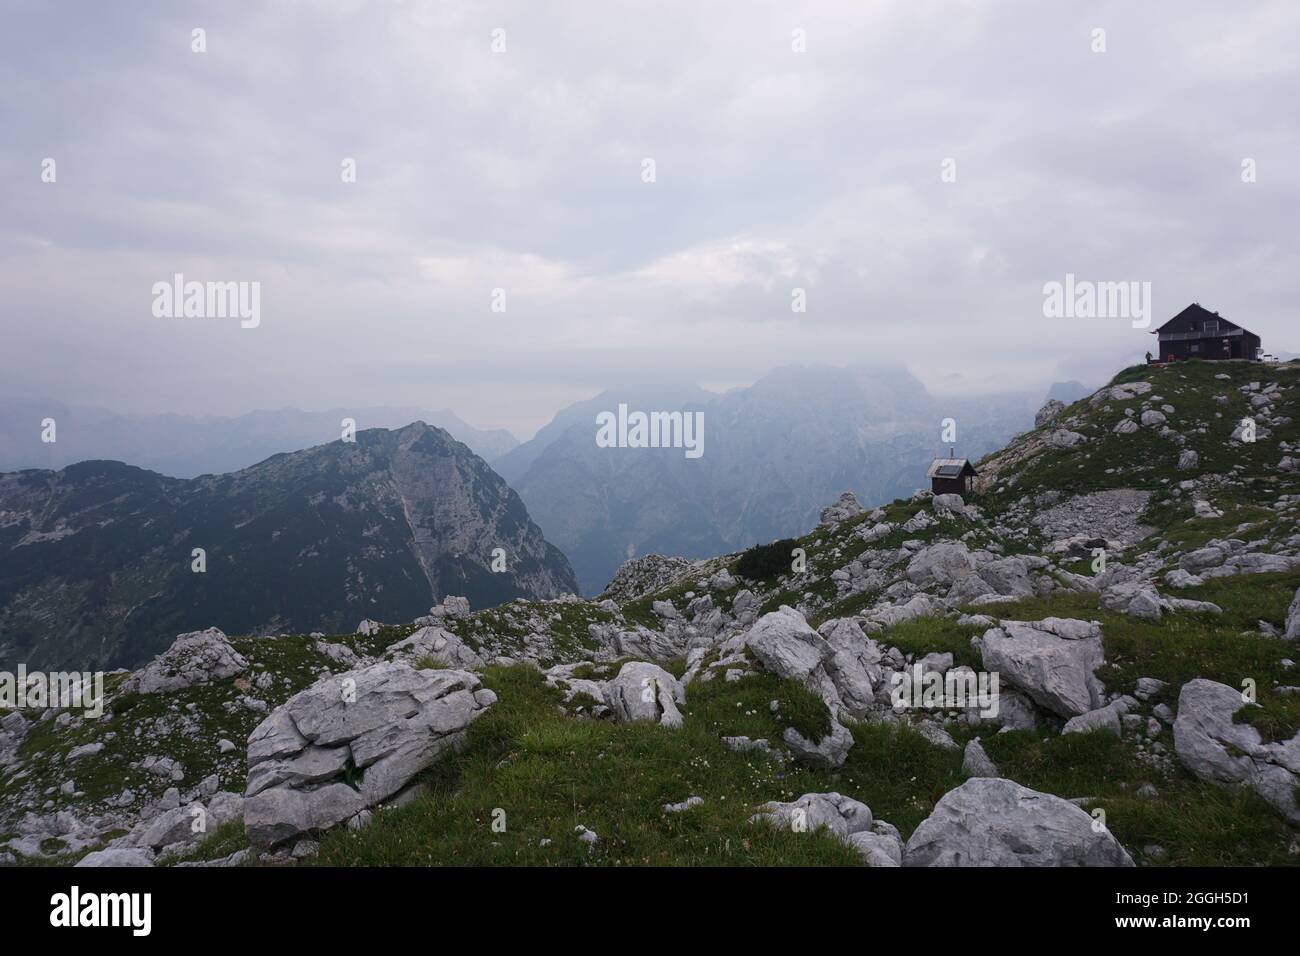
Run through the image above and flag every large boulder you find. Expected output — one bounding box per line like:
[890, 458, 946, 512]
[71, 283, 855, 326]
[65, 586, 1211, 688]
[868, 593, 947, 628]
[818, 618, 884, 717]
[243, 662, 495, 848]
[744, 607, 840, 706]
[976, 556, 1036, 599]
[595, 622, 691, 662]
[751, 791, 872, 840]
[978, 618, 1106, 717]
[904, 778, 1135, 866]
[386, 626, 485, 670]
[1100, 582, 1164, 620]
[784, 717, 853, 768]
[931, 494, 967, 518]
[120, 628, 248, 695]
[1172, 679, 1300, 824]
[745, 607, 832, 682]
[751, 792, 903, 866]
[603, 662, 685, 728]
[906, 542, 976, 588]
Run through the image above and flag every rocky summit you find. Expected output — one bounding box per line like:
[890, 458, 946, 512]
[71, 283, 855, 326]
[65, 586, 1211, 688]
[2, 360, 1299, 868]
[0, 422, 578, 671]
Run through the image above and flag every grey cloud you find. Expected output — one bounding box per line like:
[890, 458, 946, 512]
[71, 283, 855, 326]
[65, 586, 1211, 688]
[1, 0, 1296, 439]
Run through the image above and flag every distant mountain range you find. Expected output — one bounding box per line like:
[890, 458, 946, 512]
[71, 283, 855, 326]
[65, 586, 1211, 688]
[0, 366, 1092, 623]
[0, 423, 575, 670]
[0, 399, 519, 478]
[498, 364, 1060, 595]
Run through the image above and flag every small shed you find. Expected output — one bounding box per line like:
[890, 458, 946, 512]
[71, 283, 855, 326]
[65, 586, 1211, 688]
[927, 457, 977, 496]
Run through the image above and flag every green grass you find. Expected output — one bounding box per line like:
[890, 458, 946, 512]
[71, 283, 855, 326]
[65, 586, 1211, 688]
[876, 617, 985, 669]
[160, 819, 250, 866]
[312, 666, 860, 866]
[980, 360, 1300, 515]
[971, 580, 1300, 743]
[982, 729, 1298, 866]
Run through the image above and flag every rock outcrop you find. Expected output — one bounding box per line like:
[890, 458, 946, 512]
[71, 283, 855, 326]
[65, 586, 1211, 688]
[243, 662, 495, 848]
[904, 778, 1135, 866]
[120, 628, 248, 695]
[977, 618, 1106, 717]
[1172, 679, 1300, 824]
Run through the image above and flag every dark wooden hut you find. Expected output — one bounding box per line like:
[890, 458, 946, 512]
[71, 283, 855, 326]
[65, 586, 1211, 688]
[1151, 304, 1261, 362]
[927, 457, 977, 496]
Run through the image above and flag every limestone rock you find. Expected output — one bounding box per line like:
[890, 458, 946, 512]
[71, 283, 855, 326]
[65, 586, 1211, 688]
[978, 619, 1106, 717]
[904, 778, 1135, 866]
[1172, 679, 1300, 824]
[243, 662, 494, 848]
[120, 628, 248, 695]
[962, 737, 1000, 777]
[820, 491, 865, 526]
[603, 661, 686, 728]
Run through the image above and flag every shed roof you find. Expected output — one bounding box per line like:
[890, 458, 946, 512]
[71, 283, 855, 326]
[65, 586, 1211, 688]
[1154, 303, 1252, 335]
[927, 457, 977, 479]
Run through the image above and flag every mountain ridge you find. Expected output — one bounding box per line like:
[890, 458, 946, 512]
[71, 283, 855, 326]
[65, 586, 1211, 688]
[0, 421, 575, 671]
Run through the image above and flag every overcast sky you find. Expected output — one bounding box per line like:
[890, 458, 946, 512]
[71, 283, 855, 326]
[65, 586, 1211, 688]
[2, 0, 1297, 439]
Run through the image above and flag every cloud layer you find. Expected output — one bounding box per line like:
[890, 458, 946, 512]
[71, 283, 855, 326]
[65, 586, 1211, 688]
[2, 0, 1297, 437]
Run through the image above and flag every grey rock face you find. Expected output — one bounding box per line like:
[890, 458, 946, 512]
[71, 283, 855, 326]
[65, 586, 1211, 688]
[743, 607, 844, 712]
[1164, 569, 1203, 589]
[751, 791, 873, 840]
[820, 491, 865, 526]
[1181, 547, 1226, 572]
[387, 626, 485, 670]
[120, 628, 248, 695]
[244, 661, 494, 848]
[599, 554, 697, 603]
[1046, 428, 1087, 448]
[904, 778, 1135, 867]
[1063, 703, 1123, 736]
[847, 824, 906, 867]
[1101, 583, 1164, 620]
[978, 619, 1106, 717]
[1172, 679, 1300, 824]
[1035, 398, 1066, 428]
[961, 738, 1000, 777]
[603, 661, 686, 728]
[819, 618, 884, 718]
[906, 542, 976, 588]
[74, 847, 156, 867]
[931, 494, 967, 518]
[784, 717, 853, 768]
